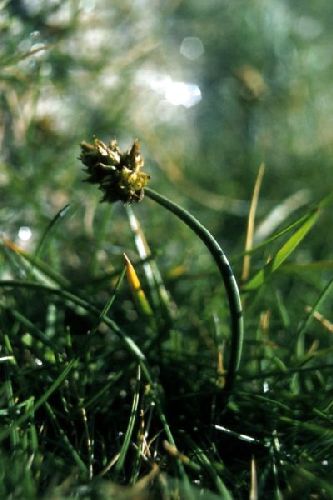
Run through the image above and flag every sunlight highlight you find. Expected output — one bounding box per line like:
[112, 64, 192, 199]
[137, 69, 202, 108]
[18, 226, 32, 242]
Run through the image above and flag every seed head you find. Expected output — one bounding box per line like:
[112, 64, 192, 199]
[79, 137, 150, 203]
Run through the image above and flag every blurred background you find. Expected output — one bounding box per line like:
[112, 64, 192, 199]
[1, 0, 332, 296]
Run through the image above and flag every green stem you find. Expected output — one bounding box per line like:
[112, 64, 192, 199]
[145, 187, 244, 400]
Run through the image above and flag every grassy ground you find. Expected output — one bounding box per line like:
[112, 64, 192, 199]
[1, 2, 333, 498]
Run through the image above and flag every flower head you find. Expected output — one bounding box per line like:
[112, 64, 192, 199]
[79, 137, 150, 203]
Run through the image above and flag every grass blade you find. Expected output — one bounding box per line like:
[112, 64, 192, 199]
[114, 365, 141, 475]
[1, 238, 69, 288]
[242, 163, 265, 282]
[0, 359, 76, 443]
[35, 204, 72, 258]
[124, 253, 153, 317]
[126, 206, 176, 318]
[45, 401, 88, 475]
[244, 208, 320, 291]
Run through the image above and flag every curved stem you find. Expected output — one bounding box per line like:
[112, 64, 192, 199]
[145, 187, 244, 400]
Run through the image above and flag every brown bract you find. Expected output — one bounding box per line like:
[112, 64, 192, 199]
[79, 138, 150, 203]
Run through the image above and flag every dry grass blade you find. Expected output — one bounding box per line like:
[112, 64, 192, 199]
[304, 306, 333, 333]
[126, 206, 177, 317]
[242, 163, 265, 282]
[250, 456, 258, 500]
[124, 252, 153, 317]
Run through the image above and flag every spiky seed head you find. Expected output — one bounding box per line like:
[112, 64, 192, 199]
[79, 137, 150, 203]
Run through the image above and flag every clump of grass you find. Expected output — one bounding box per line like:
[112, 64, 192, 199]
[2, 131, 333, 498]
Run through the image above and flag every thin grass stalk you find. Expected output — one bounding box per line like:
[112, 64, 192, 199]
[114, 365, 141, 476]
[144, 187, 244, 400]
[241, 163, 265, 282]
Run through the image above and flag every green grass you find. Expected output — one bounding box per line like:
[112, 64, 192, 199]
[1, 180, 333, 499]
[1, 2, 333, 498]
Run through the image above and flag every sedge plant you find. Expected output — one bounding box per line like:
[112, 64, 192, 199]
[79, 137, 244, 401]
